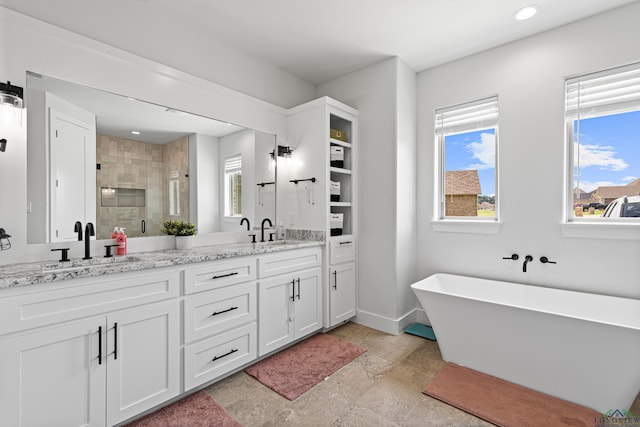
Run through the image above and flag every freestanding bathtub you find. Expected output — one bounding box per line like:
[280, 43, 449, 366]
[411, 273, 640, 413]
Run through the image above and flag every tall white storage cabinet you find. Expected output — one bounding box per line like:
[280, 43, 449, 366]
[284, 97, 357, 329]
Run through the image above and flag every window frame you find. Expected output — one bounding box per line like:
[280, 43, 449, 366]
[223, 154, 242, 218]
[433, 96, 500, 232]
[564, 61, 640, 225]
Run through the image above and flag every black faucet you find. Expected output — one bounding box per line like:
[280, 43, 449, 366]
[240, 217, 250, 231]
[83, 222, 95, 260]
[74, 221, 83, 241]
[523, 255, 533, 272]
[260, 218, 273, 243]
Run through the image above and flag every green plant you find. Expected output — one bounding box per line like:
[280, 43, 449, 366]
[161, 220, 197, 236]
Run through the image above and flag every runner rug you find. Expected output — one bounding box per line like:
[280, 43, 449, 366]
[245, 333, 367, 400]
[423, 363, 600, 427]
[124, 390, 241, 427]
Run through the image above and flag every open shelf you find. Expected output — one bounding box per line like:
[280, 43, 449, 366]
[330, 138, 351, 148]
[330, 167, 351, 175]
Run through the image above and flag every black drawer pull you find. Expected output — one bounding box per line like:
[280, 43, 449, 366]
[333, 270, 338, 290]
[113, 323, 118, 360]
[339, 241, 353, 245]
[212, 306, 239, 316]
[212, 348, 238, 362]
[212, 272, 239, 280]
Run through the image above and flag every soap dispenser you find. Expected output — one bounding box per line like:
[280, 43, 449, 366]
[116, 228, 127, 255]
[276, 221, 285, 240]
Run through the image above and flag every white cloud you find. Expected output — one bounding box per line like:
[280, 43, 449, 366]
[622, 176, 638, 183]
[466, 132, 495, 170]
[574, 143, 628, 171]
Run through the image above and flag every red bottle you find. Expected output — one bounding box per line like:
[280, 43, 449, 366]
[116, 228, 127, 256]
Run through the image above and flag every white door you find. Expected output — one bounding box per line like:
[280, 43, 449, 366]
[258, 275, 295, 356]
[0, 317, 106, 427]
[106, 300, 180, 426]
[293, 267, 322, 339]
[50, 108, 95, 242]
[329, 262, 356, 326]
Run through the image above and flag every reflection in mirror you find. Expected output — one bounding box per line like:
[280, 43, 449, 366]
[25, 72, 276, 243]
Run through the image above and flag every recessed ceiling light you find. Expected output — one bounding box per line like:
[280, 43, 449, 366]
[131, 131, 141, 135]
[514, 5, 539, 21]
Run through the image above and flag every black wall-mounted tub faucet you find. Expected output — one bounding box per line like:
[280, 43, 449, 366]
[523, 255, 534, 272]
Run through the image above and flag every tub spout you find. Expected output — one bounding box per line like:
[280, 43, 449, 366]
[523, 255, 533, 272]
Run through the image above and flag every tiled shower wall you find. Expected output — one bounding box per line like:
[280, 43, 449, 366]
[96, 134, 190, 239]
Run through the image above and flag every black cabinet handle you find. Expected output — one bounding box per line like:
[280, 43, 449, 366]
[290, 279, 295, 301]
[212, 306, 239, 316]
[296, 278, 301, 300]
[212, 348, 238, 362]
[339, 241, 352, 245]
[212, 272, 239, 280]
[333, 270, 338, 290]
[98, 326, 103, 365]
[113, 323, 118, 360]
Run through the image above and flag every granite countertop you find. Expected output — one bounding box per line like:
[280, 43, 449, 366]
[0, 240, 324, 290]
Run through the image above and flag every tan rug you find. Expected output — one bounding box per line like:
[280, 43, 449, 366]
[124, 390, 241, 427]
[423, 363, 600, 427]
[245, 333, 366, 400]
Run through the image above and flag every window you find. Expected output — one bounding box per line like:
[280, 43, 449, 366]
[224, 155, 242, 217]
[435, 96, 498, 220]
[566, 62, 640, 222]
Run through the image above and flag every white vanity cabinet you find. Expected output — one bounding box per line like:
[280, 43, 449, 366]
[258, 247, 323, 356]
[182, 257, 258, 391]
[0, 270, 181, 427]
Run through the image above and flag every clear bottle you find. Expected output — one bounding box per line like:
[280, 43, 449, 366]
[276, 221, 285, 240]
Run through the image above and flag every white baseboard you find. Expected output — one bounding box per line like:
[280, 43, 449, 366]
[354, 308, 426, 335]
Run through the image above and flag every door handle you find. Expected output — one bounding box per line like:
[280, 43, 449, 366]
[141, 219, 146, 234]
[98, 326, 102, 365]
[296, 278, 301, 300]
[113, 322, 118, 360]
[290, 279, 295, 301]
[333, 270, 338, 290]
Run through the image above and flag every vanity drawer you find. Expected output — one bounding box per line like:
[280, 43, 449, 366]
[183, 257, 256, 294]
[183, 282, 256, 343]
[184, 322, 257, 391]
[0, 270, 180, 335]
[258, 247, 322, 278]
[330, 237, 355, 264]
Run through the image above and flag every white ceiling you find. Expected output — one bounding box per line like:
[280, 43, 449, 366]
[1, 0, 636, 86]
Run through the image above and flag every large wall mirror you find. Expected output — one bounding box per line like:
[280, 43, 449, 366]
[25, 72, 276, 243]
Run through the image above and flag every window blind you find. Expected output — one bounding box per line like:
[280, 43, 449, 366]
[224, 155, 242, 173]
[435, 96, 499, 136]
[566, 61, 640, 120]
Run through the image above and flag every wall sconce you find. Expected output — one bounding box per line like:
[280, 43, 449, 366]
[270, 145, 293, 160]
[1, 81, 24, 153]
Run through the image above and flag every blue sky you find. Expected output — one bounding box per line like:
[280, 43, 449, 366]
[444, 128, 496, 196]
[573, 110, 640, 192]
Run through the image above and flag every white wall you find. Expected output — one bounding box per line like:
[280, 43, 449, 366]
[417, 3, 640, 300]
[318, 57, 418, 333]
[0, 7, 311, 264]
[189, 133, 220, 234]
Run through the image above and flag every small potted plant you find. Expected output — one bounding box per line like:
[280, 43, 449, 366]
[161, 220, 197, 249]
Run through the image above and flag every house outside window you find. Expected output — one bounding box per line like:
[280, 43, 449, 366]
[224, 154, 242, 217]
[566, 62, 640, 222]
[435, 96, 499, 220]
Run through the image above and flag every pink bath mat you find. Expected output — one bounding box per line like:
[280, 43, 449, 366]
[245, 333, 366, 400]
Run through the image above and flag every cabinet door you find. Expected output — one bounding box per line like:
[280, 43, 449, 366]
[106, 300, 180, 426]
[0, 317, 106, 427]
[258, 275, 295, 356]
[294, 267, 323, 339]
[329, 262, 356, 326]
